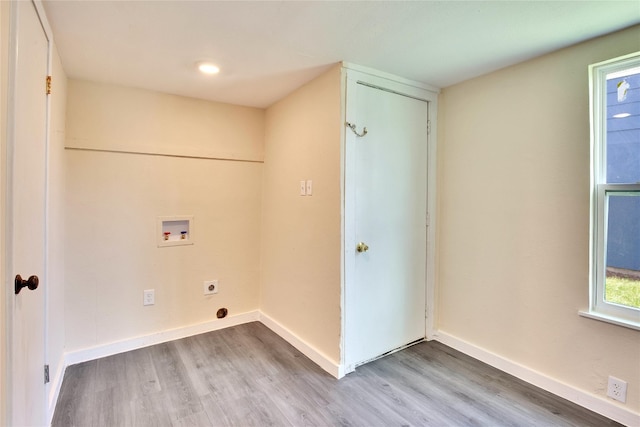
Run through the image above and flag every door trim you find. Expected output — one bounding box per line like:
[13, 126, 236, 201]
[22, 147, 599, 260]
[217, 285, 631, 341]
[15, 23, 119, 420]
[3, 1, 52, 424]
[356, 81, 432, 103]
[340, 64, 439, 373]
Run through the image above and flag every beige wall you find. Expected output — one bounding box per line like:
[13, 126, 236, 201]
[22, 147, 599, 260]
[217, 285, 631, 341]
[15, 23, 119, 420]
[437, 25, 640, 413]
[261, 65, 342, 363]
[64, 81, 264, 352]
[67, 80, 264, 162]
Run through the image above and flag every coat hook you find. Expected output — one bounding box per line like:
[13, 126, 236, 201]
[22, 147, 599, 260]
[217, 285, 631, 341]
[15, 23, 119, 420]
[346, 122, 368, 137]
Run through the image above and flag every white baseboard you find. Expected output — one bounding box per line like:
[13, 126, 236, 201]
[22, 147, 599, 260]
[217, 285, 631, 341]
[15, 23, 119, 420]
[434, 330, 640, 427]
[46, 358, 65, 426]
[64, 310, 260, 367]
[259, 312, 345, 379]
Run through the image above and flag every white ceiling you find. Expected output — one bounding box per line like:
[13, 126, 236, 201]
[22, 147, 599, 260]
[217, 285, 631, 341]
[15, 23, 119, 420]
[43, 1, 640, 108]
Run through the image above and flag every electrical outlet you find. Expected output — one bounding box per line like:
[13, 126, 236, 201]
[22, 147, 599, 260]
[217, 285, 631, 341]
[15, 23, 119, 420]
[204, 280, 219, 295]
[143, 289, 155, 306]
[607, 376, 627, 403]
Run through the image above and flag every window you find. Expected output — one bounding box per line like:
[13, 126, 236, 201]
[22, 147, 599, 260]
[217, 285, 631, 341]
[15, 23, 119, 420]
[583, 52, 640, 329]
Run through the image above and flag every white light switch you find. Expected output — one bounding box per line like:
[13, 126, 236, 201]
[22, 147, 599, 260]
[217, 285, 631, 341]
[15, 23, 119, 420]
[300, 180, 307, 196]
[306, 180, 313, 196]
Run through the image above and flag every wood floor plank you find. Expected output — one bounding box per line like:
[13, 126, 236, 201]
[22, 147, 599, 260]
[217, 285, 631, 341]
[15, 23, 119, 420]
[149, 342, 206, 422]
[128, 394, 171, 427]
[123, 346, 163, 397]
[171, 410, 213, 427]
[254, 376, 342, 427]
[52, 322, 622, 427]
[50, 359, 98, 427]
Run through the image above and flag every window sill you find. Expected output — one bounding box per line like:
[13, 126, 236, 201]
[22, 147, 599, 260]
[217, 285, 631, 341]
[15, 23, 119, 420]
[579, 310, 640, 331]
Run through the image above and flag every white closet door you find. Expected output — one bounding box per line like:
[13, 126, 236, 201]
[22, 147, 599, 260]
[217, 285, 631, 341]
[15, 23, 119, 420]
[9, 0, 49, 424]
[345, 78, 429, 368]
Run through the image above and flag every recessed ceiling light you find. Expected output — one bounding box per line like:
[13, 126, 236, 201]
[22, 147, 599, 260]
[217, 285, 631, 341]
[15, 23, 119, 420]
[613, 113, 631, 118]
[197, 62, 220, 75]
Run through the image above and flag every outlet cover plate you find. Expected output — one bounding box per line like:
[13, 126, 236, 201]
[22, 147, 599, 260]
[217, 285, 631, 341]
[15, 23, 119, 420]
[607, 376, 627, 403]
[204, 280, 218, 295]
[143, 289, 155, 306]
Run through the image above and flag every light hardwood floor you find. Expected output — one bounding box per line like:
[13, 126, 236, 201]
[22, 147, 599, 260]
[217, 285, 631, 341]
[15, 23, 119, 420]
[52, 322, 621, 426]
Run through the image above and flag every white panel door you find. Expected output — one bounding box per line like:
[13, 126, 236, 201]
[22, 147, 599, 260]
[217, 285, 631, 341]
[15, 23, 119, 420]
[345, 80, 429, 368]
[8, 1, 49, 425]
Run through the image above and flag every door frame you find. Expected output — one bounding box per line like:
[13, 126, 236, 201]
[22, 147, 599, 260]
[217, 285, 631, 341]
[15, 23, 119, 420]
[340, 63, 439, 375]
[2, 0, 53, 424]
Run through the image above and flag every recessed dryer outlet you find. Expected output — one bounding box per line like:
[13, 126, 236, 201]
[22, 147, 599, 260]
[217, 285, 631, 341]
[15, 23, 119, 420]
[204, 280, 218, 295]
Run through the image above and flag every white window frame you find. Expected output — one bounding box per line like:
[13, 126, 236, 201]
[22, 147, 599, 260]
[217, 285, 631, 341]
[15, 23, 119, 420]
[581, 52, 640, 330]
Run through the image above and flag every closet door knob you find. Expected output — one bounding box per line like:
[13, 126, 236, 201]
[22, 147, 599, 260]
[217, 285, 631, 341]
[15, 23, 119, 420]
[15, 274, 39, 294]
[356, 242, 369, 253]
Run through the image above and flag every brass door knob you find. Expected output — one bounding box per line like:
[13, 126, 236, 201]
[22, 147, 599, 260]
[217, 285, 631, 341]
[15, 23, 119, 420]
[356, 242, 369, 253]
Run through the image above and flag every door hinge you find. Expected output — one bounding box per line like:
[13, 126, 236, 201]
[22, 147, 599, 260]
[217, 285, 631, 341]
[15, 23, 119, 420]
[427, 120, 431, 135]
[426, 212, 430, 227]
[44, 364, 50, 384]
[46, 75, 52, 95]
